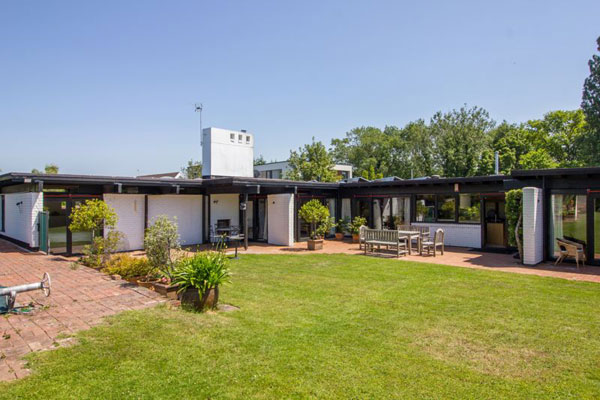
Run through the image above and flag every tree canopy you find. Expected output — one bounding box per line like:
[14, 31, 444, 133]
[32, 164, 59, 174]
[181, 159, 202, 179]
[582, 36, 600, 165]
[286, 138, 339, 182]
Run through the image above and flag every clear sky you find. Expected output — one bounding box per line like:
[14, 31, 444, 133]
[1, 0, 599, 176]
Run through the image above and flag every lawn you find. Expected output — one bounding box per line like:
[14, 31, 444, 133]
[2, 254, 600, 399]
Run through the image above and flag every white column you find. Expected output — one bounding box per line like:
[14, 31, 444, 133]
[523, 187, 544, 265]
[267, 193, 294, 246]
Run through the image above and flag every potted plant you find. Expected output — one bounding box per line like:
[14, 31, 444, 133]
[335, 217, 350, 240]
[172, 251, 231, 311]
[350, 216, 367, 243]
[144, 215, 182, 296]
[298, 199, 331, 250]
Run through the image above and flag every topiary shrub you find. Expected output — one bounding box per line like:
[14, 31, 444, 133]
[298, 199, 331, 239]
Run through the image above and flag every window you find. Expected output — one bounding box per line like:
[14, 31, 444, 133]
[392, 197, 410, 227]
[437, 195, 456, 222]
[230, 133, 235, 142]
[459, 194, 480, 223]
[246, 135, 251, 144]
[0, 194, 4, 232]
[549, 194, 587, 257]
[415, 195, 435, 222]
[238, 134, 243, 143]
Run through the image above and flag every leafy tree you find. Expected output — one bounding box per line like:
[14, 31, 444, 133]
[519, 149, 558, 170]
[361, 165, 383, 180]
[254, 155, 267, 166]
[388, 121, 437, 178]
[430, 105, 495, 177]
[581, 36, 600, 164]
[286, 138, 339, 182]
[330, 126, 393, 178]
[32, 164, 59, 174]
[181, 159, 202, 179]
[69, 199, 122, 267]
[298, 199, 330, 239]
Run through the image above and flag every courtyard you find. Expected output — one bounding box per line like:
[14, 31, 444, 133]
[1, 239, 599, 398]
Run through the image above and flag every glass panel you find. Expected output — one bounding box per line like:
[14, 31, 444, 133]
[46, 198, 68, 254]
[71, 199, 95, 254]
[459, 194, 480, 223]
[0, 195, 3, 231]
[356, 199, 370, 224]
[257, 199, 267, 240]
[549, 194, 587, 257]
[372, 199, 383, 230]
[437, 195, 455, 222]
[415, 195, 435, 222]
[595, 199, 600, 260]
[341, 198, 351, 221]
[246, 200, 254, 240]
[392, 197, 411, 228]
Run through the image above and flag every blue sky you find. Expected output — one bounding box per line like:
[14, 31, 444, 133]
[1, 0, 599, 176]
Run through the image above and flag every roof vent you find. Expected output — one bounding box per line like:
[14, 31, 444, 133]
[430, 175, 441, 179]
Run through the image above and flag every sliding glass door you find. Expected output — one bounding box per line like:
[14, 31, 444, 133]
[549, 194, 588, 258]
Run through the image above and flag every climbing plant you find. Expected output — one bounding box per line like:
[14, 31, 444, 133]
[505, 189, 523, 262]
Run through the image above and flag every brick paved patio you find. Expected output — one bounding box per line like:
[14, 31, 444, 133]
[0, 239, 165, 381]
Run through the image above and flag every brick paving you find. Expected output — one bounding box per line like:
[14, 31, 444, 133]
[0, 239, 165, 381]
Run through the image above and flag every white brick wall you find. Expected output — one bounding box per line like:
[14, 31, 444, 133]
[2, 192, 43, 248]
[522, 187, 544, 265]
[103, 194, 146, 251]
[209, 194, 240, 228]
[411, 222, 481, 248]
[148, 195, 203, 245]
[267, 193, 294, 246]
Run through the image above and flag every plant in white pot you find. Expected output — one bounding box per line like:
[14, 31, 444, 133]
[298, 199, 333, 250]
[172, 251, 231, 311]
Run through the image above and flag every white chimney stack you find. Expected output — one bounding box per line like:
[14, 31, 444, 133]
[202, 127, 254, 178]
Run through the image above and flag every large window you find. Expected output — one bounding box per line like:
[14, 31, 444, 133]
[437, 195, 456, 222]
[415, 195, 435, 222]
[549, 194, 587, 257]
[0, 194, 4, 232]
[459, 194, 480, 223]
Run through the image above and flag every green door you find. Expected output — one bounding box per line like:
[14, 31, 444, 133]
[39, 211, 49, 253]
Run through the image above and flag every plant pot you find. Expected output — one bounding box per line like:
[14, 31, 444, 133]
[136, 278, 158, 289]
[179, 286, 219, 311]
[152, 282, 180, 300]
[335, 233, 344, 240]
[352, 234, 359, 243]
[307, 239, 324, 250]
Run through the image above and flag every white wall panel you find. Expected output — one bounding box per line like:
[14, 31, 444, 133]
[103, 194, 145, 251]
[148, 195, 203, 245]
[411, 222, 481, 248]
[2, 192, 42, 247]
[267, 194, 294, 246]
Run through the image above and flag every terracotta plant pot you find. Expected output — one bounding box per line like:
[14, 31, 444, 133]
[352, 234, 359, 243]
[307, 239, 324, 250]
[152, 281, 180, 300]
[335, 233, 344, 240]
[179, 286, 219, 311]
[136, 278, 158, 289]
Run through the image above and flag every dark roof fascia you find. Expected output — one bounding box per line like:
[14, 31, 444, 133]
[340, 175, 506, 188]
[511, 167, 600, 178]
[0, 173, 203, 188]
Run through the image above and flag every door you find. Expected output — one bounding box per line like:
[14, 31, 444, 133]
[45, 197, 69, 254]
[483, 197, 507, 248]
[39, 211, 49, 253]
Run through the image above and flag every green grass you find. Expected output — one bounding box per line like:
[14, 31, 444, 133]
[2, 254, 600, 399]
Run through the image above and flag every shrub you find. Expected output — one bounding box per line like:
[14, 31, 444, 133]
[69, 199, 123, 267]
[506, 189, 523, 262]
[173, 251, 231, 309]
[350, 216, 367, 234]
[298, 199, 331, 239]
[103, 254, 156, 279]
[144, 215, 181, 280]
[336, 217, 350, 234]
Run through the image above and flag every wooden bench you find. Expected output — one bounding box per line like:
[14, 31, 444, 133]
[363, 229, 408, 257]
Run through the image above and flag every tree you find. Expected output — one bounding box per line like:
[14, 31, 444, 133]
[69, 199, 122, 267]
[286, 138, 339, 182]
[297, 199, 330, 239]
[361, 165, 383, 180]
[330, 126, 393, 178]
[254, 155, 267, 166]
[181, 159, 202, 179]
[144, 215, 181, 280]
[581, 36, 600, 165]
[32, 164, 59, 174]
[519, 148, 558, 170]
[430, 105, 495, 177]
[388, 121, 437, 178]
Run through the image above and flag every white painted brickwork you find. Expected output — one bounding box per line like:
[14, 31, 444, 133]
[267, 194, 294, 246]
[2, 192, 43, 247]
[148, 195, 203, 246]
[522, 187, 544, 265]
[411, 222, 481, 248]
[103, 194, 146, 251]
[209, 194, 240, 228]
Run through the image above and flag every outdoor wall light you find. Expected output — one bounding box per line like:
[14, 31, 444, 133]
[213, 200, 219, 204]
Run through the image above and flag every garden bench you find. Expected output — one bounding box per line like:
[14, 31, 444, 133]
[363, 229, 408, 257]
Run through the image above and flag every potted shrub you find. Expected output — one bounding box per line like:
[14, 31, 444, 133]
[144, 215, 182, 296]
[350, 216, 367, 243]
[298, 199, 331, 250]
[335, 217, 349, 240]
[172, 251, 231, 311]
